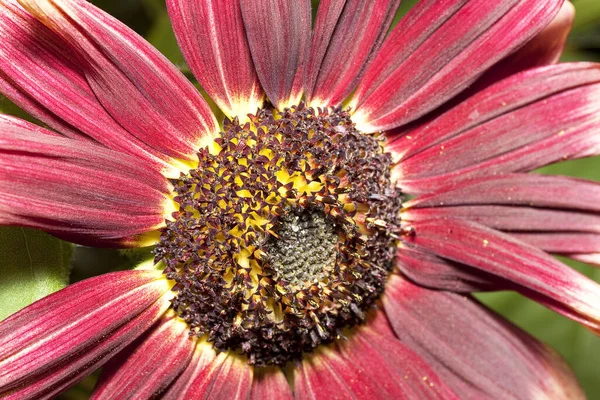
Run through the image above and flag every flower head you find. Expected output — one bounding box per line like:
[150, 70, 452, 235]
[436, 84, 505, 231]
[0, 0, 598, 398]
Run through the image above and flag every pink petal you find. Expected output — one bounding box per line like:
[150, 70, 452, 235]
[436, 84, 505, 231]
[0, 270, 172, 398]
[18, 0, 219, 161]
[383, 274, 585, 399]
[0, 0, 179, 174]
[476, 0, 575, 89]
[0, 124, 171, 247]
[250, 367, 293, 400]
[163, 345, 252, 400]
[351, 0, 564, 132]
[91, 314, 196, 399]
[402, 218, 600, 333]
[167, 0, 264, 119]
[305, 0, 401, 108]
[240, 0, 311, 110]
[294, 326, 459, 399]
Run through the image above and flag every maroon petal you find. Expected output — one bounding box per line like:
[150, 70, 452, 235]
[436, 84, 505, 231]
[305, 0, 400, 108]
[476, 0, 575, 89]
[0, 270, 172, 399]
[402, 218, 600, 333]
[163, 345, 252, 399]
[240, 0, 311, 110]
[391, 68, 600, 192]
[294, 325, 459, 399]
[0, 124, 171, 247]
[0, 0, 182, 174]
[396, 245, 498, 293]
[388, 63, 600, 161]
[404, 174, 600, 211]
[250, 367, 293, 400]
[405, 206, 600, 234]
[511, 232, 600, 258]
[91, 313, 196, 399]
[167, 0, 264, 119]
[351, 0, 564, 132]
[19, 0, 219, 161]
[383, 274, 585, 399]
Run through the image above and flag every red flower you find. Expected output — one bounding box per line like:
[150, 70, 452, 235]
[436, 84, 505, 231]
[0, 0, 597, 398]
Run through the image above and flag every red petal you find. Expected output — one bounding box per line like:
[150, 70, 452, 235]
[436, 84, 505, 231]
[240, 0, 311, 110]
[0, 125, 171, 247]
[167, 0, 264, 119]
[388, 63, 600, 161]
[305, 0, 400, 108]
[0, 270, 172, 398]
[91, 314, 196, 399]
[392, 73, 600, 192]
[0, 0, 180, 174]
[396, 245, 498, 293]
[18, 0, 219, 161]
[405, 205, 600, 234]
[351, 0, 564, 132]
[404, 174, 600, 212]
[512, 232, 600, 256]
[250, 367, 293, 400]
[163, 345, 252, 399]
[403, 218, 600, 333]
[383, 274, 585, 399]
[476, 0, 575, 89]
[294, 327, 459, 399]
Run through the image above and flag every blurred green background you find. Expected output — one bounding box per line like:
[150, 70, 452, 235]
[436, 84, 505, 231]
[0, 0, 599, 398]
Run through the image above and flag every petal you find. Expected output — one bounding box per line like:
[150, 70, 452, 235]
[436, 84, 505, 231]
[391, 65, 600, 193]
[402, 218, 600, 333]
[240, 0, 311, 110]
[0, 124, 171, 247]
[405, 205, 600, 234]
[351, 0, 564, 132]
[163, 344, 253, 400]
[250, 367, 293, 400]
[18, 0, 219, 161]
[0, 1, 183, 176]
[476, 0, 575, 88]
[383, 274, 585, 399]
[511, 232, 600, 258]
[405, 177, 600, 266]
[305, 0, 401, 108]
[0, 270, 172, 399]
[387, 63, 600, 162]
[91, 314, 196, 399]
[404, 174, 600, 211]
[167, 0, 264, 119]
[396, 245, 498, 293]
[294, 326, 459, 399]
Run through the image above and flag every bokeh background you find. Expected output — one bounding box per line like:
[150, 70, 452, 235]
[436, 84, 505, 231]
[0, 0, 599, 398]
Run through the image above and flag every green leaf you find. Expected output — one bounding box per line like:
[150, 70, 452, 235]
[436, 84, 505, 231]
[0, 227, 72, 320]
[572, 0, 600, 31]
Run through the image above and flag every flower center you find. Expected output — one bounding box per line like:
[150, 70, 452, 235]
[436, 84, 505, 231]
[155, 104, 402, 366]
[265, 208, 337, 285]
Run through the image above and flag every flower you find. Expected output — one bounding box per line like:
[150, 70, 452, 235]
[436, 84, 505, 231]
[0, 0, 598, 398]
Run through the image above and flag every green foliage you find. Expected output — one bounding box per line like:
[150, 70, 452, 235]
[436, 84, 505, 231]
[0, 227, 72, 320]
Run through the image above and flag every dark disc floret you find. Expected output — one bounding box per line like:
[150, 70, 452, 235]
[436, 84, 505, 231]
[154, 103, 402, 366]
